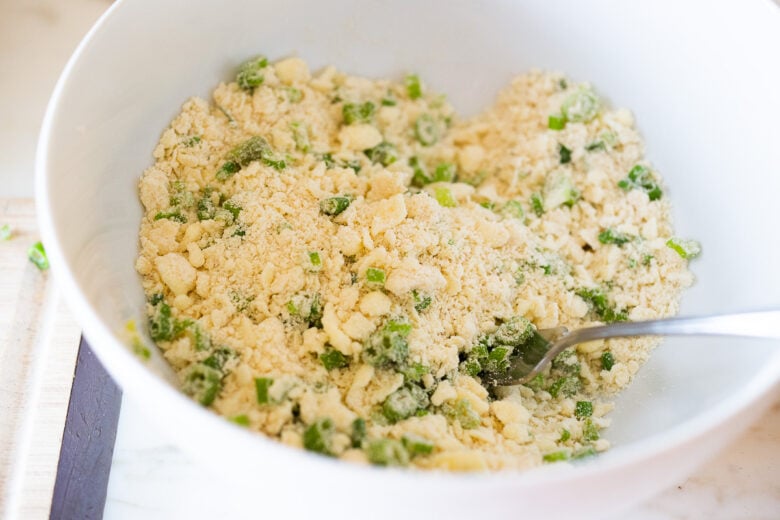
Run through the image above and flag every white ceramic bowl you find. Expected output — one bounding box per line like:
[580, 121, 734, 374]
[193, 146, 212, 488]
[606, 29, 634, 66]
[37, 0, 780, 518]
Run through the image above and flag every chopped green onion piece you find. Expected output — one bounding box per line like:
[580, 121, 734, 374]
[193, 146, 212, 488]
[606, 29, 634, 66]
[399, 362, 428, 383]
[412, 290, 431, 312]
[382, 384, 429, 423]
[27, 241, 49, 270]
[285, 87, 303, 103]
[493, 316, 535, 346]
[236, 55, 268, 90]
[585, 140, 606, 152]
[548, 114, 567, 130]
[182, 363, 222, 406]
[362, 319, 411, 368]
[405, 74, 423, 100]
[342, 101, 375, 125]
[381, 93, 397, 106]
[618, 164, 662, 201]
[154, 210, 187, 223]
[409, 156, 430, 187]
[230, 414, 250, 426]
[215, 161, 241, 181]
[582, 418, 600, 441]
[442, 398, 480, 429]
[642, 253, 654, 266]
[320, 347, 349, 371]
[401, 433, 434, 456]
[573, 446, 597, 459]
[182, 135, 201, 147]
[202, 348, 235, 371]
[290, 121, 311, 152]
[434, 186, 457, 208]
[561, 86, 600, 123]
[575, 401, 593, 419]
[559, 143, 572, 164]
[320, 196, 352, 216]
[286, 300, 298, 315]
[666, 237, 701, 259]
[543, 170, 580, 210]
[414, 114, 439, 146]
[543, 450, 570, 463]
[576, 287, 628, 323]
[366, 267, 386, 286]
[432, 163, 456, 183]
[350, 417, 367, 448]
[548, 376, 581, 398]
[148, 301, 175, 341]
[307, 251, 323, 271]
[303, 418, 335, 456]
[598, 228, 632, 246]
[601, 351, 615, 371]
[1, 224, 12, 241]
[500, 200, 525, 220]
[255, 377, 273, 404]
[224, 135, 285, 173]
[560, 429, 571, 442]
[364, 141, 398, 166]
[306, 293, 323, 328]
[365, 438, 409, 466]
[530, 193, 545, 216]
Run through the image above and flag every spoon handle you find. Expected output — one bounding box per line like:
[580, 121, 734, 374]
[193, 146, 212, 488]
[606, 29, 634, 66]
[560, 309, 780, 348]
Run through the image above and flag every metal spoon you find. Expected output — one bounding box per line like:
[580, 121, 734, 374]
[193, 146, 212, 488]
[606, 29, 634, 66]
[491, 310, 780, 387]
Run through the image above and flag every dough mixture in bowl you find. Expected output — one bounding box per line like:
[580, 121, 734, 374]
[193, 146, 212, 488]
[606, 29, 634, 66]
[135, 56, 696, 471]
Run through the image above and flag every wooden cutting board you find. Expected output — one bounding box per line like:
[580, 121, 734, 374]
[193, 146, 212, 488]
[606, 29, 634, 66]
[0, 199, 82, 519]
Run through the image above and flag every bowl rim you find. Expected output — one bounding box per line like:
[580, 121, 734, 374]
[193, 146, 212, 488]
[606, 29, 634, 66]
[35, 0, 780, 488]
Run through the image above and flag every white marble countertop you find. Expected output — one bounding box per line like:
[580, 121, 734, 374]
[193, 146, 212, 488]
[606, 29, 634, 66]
[2, 1, 779, 518]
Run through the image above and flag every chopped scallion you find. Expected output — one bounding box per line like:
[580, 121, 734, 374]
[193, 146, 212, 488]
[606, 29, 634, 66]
[666, 237, 701, 259]
[28, 241, 49, 270]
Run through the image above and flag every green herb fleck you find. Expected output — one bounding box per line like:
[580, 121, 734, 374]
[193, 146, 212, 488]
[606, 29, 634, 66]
[442, 398, 480, 429]
[303, 418, 335, 456]
[1, 224, 12, 241]
[28, 241, 49, 270]
[405, 74, 423, 100]
[434, 186, 457, 208]
[366, 267, 386, 286]
[666, 237, 701, 259]
[231, 414, 250, 426]
[543, 450, 570, 463]
[530, 193, 544, 216]
[365, 438, 409, 466]
[582, 418, 600, 441]
[575, 401, 593, 419]
[236, 55, 268, 90]
[182, 363, 222, 406]
[412, 290, 432, 312]
[255, 377, 273, 404]
[320, 347, 349, 371]
[548, 114, 567, 130]
[364, 141, 398, 166]
[618, 165, 662, 201]
[320, 196, 352, 216]
[561, 86, 600, 123]
[382, 384, 430, 423]
[559, 143, 572, 164]
[401, 433, 434, 456]
[342, 101, 375, 125]
[414, 114, 439, 146]
[601, 351, 615, 371]
[598, 228, 632, 246]
[350, 418, 366, 448]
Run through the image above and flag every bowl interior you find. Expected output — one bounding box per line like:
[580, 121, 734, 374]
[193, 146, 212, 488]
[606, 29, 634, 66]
[39, 0, 780, 501]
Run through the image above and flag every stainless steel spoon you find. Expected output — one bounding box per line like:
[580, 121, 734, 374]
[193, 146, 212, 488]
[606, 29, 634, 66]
[491, 310, 780, 387]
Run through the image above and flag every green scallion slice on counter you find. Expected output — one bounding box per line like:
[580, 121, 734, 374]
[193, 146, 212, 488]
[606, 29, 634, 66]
[28, 241, 49, 270]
